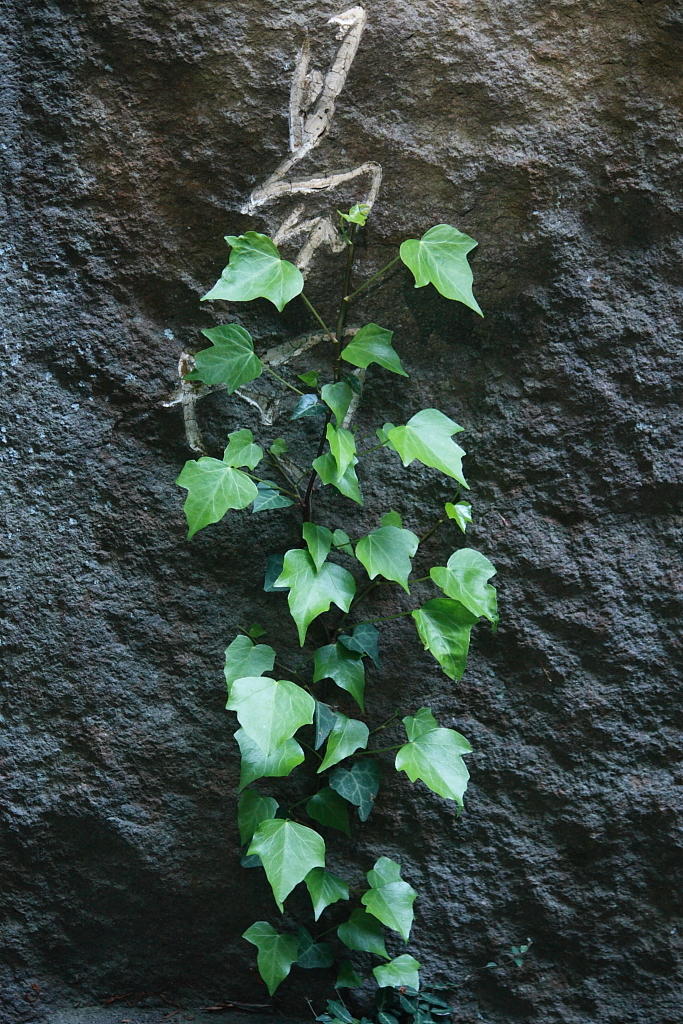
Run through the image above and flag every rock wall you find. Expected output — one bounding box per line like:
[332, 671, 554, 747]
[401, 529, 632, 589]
[1, 2, 682, 1022]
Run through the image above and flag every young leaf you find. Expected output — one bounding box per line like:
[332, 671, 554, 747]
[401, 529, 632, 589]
[247, 622, 267, 639]
[302, 523, 334, 572]
[338, 623, 381, 668]
[297, 926, 335, 969]
[223, 428, 263, 470]
[321, 381, 354, 425]
[176, 459, 258, 538]
[337, 908, 389, 959]
[313, 643, 366, 711]
[355, 525, 419, 593]
[339, 203, 370, 225]
[306, 787, 352, 837]
[399, 224, 482, 315]
[335, 961, 363, 989]
[326, 1000, 356, 1023]
[445, 501, 472, 533]
[274, 549, 356, 645]
[314, 701, 338, 750]
[242, 921, 299, 996]
[247, 819, 325, 910]
[329, 759, 380, 821]
[376, 422, 397, 447]
[361, 857, 417, 942]
[298, 370, 319, 387]
[318, 714, 369, 772]
[395, 713, 472, 807]
[264, 553, 288, 592]
[327, 423, 357, 477]
[305, 866, 350, 920]
[224, 635, 276, 693]
[252, 481, 295, 512]
[313, 453, 363, 505]
[411, 598, 479, 680]
[388, 410, 468, 487]
[332, 528, 355, 556]
[270, 438, 289, 457]
[341, 323, 408, 377]
[291, 394, 327, 419]
[202, 232, 304, 312]
[185, 324, 263, 393]
[227, 676, 315, 754]
[429, 548, 498, 626]
[238, 790, 279, 845]
[381, 510, 403, 528]
[373, 954, 421, 990]
[236, 729, 305, 790]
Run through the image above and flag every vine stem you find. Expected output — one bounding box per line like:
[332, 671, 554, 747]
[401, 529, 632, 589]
[357, 744, 402, 755]
[370, 709, 401, 734]
[244, 473, 300, 501]
[333, 222, 357, 381]
[262, 364, 304, 395]
[343, 254, 401, 303]
[352, 609, 416, 627]
[299, 292, 336, 346]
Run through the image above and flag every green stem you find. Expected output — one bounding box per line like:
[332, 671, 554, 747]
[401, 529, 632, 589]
[245, 474, 300, 501]
[300, 740, 323, 762]
[333, 223, 357, 381]
[343, 255, 401, 303]
[353, 609, 416, 627]
[262, 364, 304, 395]
[370, 709, 401, 734]
[300, 292, 336, 345]
[357, 442, 387, 457]
[357, 744, 402, 755]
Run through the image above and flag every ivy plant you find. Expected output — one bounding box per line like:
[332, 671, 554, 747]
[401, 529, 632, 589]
[176, 208, 497, 1002]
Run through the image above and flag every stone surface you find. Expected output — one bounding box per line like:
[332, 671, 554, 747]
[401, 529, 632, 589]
[1, 2, 682, 1024]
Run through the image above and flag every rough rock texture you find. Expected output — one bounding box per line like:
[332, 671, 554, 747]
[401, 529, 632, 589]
[1, 2, 682, 1023]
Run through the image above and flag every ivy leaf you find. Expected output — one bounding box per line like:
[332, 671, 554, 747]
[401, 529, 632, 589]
[313, 644, 365, 711]
[297, 926, 335, 969]
[337, 908, 389, 959]
[361, 857, 417, 942]
[395, 710, 472, 807]
[314, 701, 338, 750]
[333, 529, 355, 556]
[236, 729, 304, 790]
[246, 622, 267, 639]
[305, 866, 349, 920]
[185, 324, 263, 393]
[291, 394, 327, 419]
[275, 549, 356, 646]
[298, 370, 319, 387]
[376, 421, 397, 448]
[430, 548, 498, 627]
[313, 453, 363, 505]
[242, 922, 299, 996]
[326, 1001, 357, 1023]
[327, 423, 357, 478]
[399, 223, 482, 315]
[342, 323, 408, 377]
[388, 410, 468, 488]
[224, 635, 275, 693]
[264, 553, 288, 592]
[343, 372, 363, 395]
[202, 232, 304, 312]
[355, 525, 419, 594]
[222, 428, 263, 470]
[321, 381, 354, 425]
[252, 481, 295, 512]
[373, 954, 421, 990]
[227, 676, 314, 754]
[247, 819, 325, 911]
[329, 759, 380, 821]
[176, 459, 258, 538]
[270, 438, 288, 457]
[238, 789, 279, 845]
[318, 714, 369, 772]
[306, 787, 352, 837]
[302, 523, 334, 572]
[445, 501, 472, 533]
[411, 598, 479, 680]
[339, 203, 370, 225]
[338, 623, 380, 668]
[381, 510, 403, 528]
[335, 961, 363, 989]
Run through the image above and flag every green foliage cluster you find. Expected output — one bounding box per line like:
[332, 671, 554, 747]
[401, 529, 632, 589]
[176, 208, 498, 1003]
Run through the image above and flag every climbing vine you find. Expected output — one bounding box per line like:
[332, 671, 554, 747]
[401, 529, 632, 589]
[176, 205, 498, 1008]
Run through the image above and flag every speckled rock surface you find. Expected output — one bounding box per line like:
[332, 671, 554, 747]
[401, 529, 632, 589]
[1, 2, 682, 1023]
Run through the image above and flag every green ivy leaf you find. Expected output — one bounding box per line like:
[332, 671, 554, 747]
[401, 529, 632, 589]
[185, 324, 263, 393]
[264, 553, 288, 592]
[361, 857, 417, 942]
[395, 709, 472, 807]
[226, 676, 315, 754]
[411, 598, 479, 680]
[342, 323, 408, 377]
[246, 622, 267, 639]
[355, 525, 419, 594]
[338, 623, 381, 668]
[247, 819, 325, 911]
[176, 459, 258, 538]
[327, 423, 357, 478]
[313, 644, 365, 711]
[306, 787, 352, 837]
[373, 954, 421, 990]
[236, 729, 304, 790]
[388, 410, 468, 487]
[202, 232, 304, 312]
[252, 481, 295, 512]
[445, 501, 472, 533]
[332, 528, 355, 556]
[314, 701, 337, 750]
[305, 866, 350, 920]
[291, 394, 327, 419]
[222, 428, 263, 470]
[339, 203, 370, 225]
[376, 422, 397, 448]
[321, 381, 354, 425]
[326, 1000, 357, 1023]
[313, 453, 363, 505]
[329, 759, 380, 821]
[335, 961, 363, 989]
[275, 549, 356, 646]
[298, 370, 319, 387]
[399, 224, 482, 315]
[343, 372, 363, 396]
[381, 510, 403, 528]
[297, 926, 335, 969]
[430, 548, 498, 627]
[302, 523, 334, 571]
[238, 789, 279, 845]
[337, 908, 389, 959]
[318, 714, 369, 772]
[224, 636, 275, 693]
[243, 921, 299, 996]
[269, 438, 288, 457]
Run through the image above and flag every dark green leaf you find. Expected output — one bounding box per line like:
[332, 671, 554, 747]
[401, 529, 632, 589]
[343, 372, 363, 396]
[378, 1014, 399, 1024]
[238, 789, 279, 845]
[388, 410, 468, 487]
[314, 701, 337, 750]
[373, 954, 421, 990]
[243, 921, 298, 995]
[327, 1001, 355, 1024]
[264, 553, 288, 592]
[252, 481, 295, 512]
[313, 643, 365, 711]
[399, 997, 417, 1013]
[338, 623, 380, 668]
[298, 371, 319, 387]
[321, 381, 353, 426]
[430, 548, 498, 626]
[313, 453, 363, 505]
[303, 523, 334, 571]
[185, 324, 263, 393]
[444, 501, 472, 533]
[297, 927, 335, 969]
[306, 788, 351, 837]
[361, 857, 417, 942]
[236, 729, 304, 790]
[203, 232, 304, 312]
[247, 622, 267, 639]
[176, 459, 257, 538]
[355, 525, 419, 593]
[485, 962, 497, 969]
[226, 676, 315, 754]
[240, 853, 262, 868]
[337, 908, 389, 959]
[335, 961, 363, 989]
[318, 714, 369, 772]
[411, 598, 478, 680]
[305, 866, 350, 920]
[274, 549, 356, 646]
[342, 323, 408, 377]
[224, 635, 275, 693]
[247, 818, 325, 910]
[329, 759, 380, 821]
[399, 224, 482, 315]
[291, 394, 327, 419]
